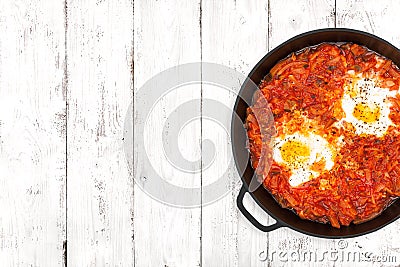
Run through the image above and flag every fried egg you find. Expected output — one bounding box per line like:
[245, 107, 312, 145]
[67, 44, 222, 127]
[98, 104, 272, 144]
[338, 73, 397, 137]
[273, 132, 335, 187]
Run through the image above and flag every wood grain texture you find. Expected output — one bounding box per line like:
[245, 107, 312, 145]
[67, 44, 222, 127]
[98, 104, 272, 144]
[268, 0, 335, 48]
[337, 0, 400, 47]
[66, 0, 134, 265]
[201, 0, 269, 266]
[0, 0, 66, 266]
[133, 0, 202, 266]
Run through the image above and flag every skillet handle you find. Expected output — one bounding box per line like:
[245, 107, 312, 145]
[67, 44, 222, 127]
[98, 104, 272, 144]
[237, 185, 283, 232]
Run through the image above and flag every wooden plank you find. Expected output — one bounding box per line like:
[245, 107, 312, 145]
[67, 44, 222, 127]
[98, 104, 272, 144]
[133, 0, 202, 266]
[66, 0, 134, 265]
[201, 0, 269, 266]
[335, 0, 400, 265]
[337, 0, 400, 46]
[239, 1, 336, 267]
[0, 0, 66, 266]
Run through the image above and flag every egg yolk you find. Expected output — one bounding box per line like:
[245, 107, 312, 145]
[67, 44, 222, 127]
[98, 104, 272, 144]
[353, 102, 381, 123]
[280, 140, 310, 168]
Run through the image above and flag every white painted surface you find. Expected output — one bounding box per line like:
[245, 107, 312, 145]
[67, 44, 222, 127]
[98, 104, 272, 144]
[0, 0, 66, 266]
[0, 0, 399, 266]
[66, 0, 134, 265]
[133, 0, 201, 266]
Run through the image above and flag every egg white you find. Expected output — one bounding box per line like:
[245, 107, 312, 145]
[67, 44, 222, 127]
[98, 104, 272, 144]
[273, 132, 334, 187]
[338, 75, 397, 137]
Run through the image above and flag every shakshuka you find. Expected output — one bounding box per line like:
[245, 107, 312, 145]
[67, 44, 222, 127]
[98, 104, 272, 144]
[246, 43, 400, 228]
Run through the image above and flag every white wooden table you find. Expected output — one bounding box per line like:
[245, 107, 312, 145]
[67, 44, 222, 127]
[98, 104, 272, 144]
[0, 0, 399, 266]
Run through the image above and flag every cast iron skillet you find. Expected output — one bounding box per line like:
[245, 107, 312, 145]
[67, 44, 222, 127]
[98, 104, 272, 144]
[232, 28, 400, 238]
